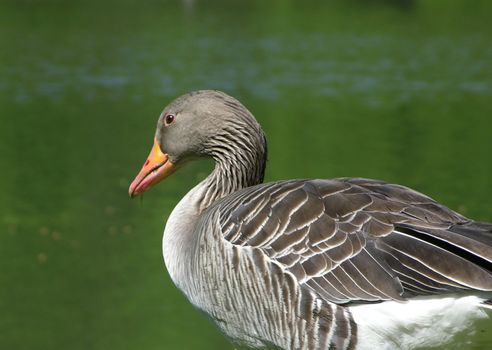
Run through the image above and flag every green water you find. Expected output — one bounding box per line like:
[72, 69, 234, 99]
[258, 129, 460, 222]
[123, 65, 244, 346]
[1, 1, 491, 349]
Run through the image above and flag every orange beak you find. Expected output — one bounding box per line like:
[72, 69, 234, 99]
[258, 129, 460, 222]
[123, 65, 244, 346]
[128, 137, 176, 198]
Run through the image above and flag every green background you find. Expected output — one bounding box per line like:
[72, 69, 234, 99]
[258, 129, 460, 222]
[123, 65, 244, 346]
[1, 0, 491, 349]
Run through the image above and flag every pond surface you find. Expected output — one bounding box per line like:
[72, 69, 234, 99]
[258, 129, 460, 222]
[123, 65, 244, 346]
[1, 0, 491, 349]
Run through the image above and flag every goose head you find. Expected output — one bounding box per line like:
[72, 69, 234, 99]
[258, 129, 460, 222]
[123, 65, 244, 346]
[128, 90, 267, 198]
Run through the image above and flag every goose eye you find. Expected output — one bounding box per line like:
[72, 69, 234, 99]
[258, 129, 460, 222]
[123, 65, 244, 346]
[164, 114, 175, 125]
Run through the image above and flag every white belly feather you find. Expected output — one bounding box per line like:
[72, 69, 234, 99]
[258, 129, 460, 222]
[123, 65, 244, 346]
[349, 295, 490, 350]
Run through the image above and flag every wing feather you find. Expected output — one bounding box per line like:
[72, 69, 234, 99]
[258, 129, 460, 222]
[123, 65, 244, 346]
[216, 178, 492, 304]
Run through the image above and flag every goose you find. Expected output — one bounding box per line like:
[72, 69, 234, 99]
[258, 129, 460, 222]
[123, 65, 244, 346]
[128, 90, 492, 350]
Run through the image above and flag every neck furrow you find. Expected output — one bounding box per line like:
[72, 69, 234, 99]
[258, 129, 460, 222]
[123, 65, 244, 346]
[198, 149, 265, 211]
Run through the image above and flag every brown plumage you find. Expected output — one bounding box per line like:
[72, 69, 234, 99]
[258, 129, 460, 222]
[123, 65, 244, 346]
[129, 90, 492, 350]
[219, 177, 492, 305]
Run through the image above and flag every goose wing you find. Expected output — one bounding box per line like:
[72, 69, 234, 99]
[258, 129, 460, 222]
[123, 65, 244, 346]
[217, 178, 492, 304]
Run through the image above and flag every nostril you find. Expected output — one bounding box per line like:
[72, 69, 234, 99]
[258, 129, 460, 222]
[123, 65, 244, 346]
[144, 159, 150, 167]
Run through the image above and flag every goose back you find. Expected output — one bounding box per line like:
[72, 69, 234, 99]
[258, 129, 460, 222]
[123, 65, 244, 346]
[212, 177, 492, 304]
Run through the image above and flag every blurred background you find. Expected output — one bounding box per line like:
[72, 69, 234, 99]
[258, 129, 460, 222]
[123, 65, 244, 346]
[1, 0, 491, 349]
